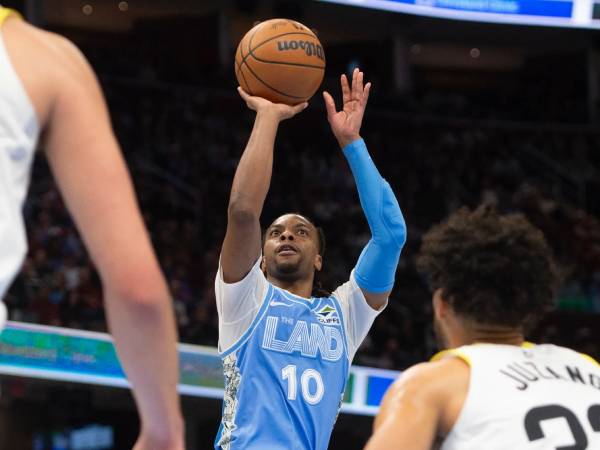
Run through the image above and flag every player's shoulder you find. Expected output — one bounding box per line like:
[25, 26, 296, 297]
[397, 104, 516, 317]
[6, 18, 91, 81]
[534, 342, 600, 367]
[0, 16, 96, 124]
[387, 358, 469, 402]
[406, 358, 469, 383]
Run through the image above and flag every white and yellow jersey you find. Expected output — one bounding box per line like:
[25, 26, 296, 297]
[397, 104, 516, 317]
[0, 7, 39, 311]
[434, 343, 600, 450]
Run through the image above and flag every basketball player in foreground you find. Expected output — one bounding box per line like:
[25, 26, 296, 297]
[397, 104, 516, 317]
[365, 205, 600, 450]
[0, 9, 183, 449]
[214, 67, 406, 449]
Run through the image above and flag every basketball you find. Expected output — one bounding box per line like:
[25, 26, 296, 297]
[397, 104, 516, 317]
[235, 19, 326, 105]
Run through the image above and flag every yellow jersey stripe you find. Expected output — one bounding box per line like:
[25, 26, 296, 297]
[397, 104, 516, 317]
[431, 348, 473, 366]
[580, 352, 600, 368]
[0, 8, 21, 27]
[431, 342, 536, 365]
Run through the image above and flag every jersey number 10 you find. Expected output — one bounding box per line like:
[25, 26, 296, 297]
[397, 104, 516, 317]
[282, 365, 325, 405]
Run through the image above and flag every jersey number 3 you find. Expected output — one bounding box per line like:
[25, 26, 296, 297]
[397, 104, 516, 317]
[282, 365, 325, 405]
[525, 404, 600, 450]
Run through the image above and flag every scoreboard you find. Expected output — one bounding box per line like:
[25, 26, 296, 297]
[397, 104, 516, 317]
[321, 0, 600, 29]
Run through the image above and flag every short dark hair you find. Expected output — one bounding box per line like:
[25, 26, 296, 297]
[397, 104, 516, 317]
[263, 213, 329, 297]
[416, 204, 559, 330]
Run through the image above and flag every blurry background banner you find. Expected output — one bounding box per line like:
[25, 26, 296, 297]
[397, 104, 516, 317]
[320, 0, 599, 28]
[0, 321, 398, 416]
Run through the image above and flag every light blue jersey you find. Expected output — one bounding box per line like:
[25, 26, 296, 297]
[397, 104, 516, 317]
[214, 259, 381, 450]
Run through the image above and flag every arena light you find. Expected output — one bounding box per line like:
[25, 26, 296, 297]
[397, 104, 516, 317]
[82, 4, 93, 15]
[410, 44, 422, 55]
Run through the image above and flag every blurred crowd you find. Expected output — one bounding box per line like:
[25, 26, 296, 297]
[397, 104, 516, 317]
[5, 68, 600, 371]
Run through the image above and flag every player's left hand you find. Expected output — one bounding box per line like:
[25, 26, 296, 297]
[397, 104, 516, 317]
[323, 67, 371, 149]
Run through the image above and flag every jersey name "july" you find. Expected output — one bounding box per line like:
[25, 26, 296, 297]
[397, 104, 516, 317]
[261, 316, 344, 362]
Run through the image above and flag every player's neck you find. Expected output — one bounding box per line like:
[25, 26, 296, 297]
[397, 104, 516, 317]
[268, 276, 313, 299]
[455, 325, 524, 347]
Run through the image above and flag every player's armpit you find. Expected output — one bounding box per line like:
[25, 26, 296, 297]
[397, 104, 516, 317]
[360, 289, 390, 312]
[365, 362, 447, 450]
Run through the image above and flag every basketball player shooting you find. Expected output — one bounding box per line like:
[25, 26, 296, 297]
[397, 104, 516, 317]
[214, 68, 406, 449]
[365, 206, 600, 450]
[0, 9, 183, 449]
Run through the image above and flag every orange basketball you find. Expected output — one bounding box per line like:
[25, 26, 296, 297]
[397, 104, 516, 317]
[235, 19, 326, 105]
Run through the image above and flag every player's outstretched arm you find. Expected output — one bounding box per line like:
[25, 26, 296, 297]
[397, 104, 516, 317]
[323, 68, 406, 310]
[26, 27, 184, 450]
[220, 89, 307, 283]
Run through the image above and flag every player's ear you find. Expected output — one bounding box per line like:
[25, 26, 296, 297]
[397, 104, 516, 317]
[433, 289, 448, 320]
[260, 256, 267, 273]
[314, 254, 322, 272]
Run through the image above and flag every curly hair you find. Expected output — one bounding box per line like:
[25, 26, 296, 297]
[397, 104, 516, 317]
[416, 204, 559, 330]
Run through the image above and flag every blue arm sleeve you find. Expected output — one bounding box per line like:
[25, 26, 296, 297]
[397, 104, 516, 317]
[343, 138, 406, 293]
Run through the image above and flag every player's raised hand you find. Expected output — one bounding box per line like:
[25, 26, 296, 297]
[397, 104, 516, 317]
[238, 87, 308, 121]
[323, 68, 371, 149]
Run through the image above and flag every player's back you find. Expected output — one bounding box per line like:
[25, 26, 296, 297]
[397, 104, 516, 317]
[0, 7, 39, 301]
[436, 343, 600, 450]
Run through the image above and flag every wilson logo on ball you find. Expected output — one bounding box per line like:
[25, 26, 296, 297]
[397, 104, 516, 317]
[277, 40, 325, 61]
